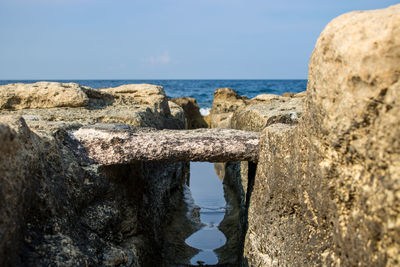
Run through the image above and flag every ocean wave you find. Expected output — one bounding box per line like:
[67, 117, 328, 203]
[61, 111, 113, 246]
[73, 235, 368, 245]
[200, 108, 211, 116]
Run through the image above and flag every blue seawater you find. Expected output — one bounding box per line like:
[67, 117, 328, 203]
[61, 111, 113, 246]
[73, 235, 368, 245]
[0, 80, 307, 112]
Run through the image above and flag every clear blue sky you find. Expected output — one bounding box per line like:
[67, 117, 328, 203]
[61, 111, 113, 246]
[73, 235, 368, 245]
[0, 0, 397, 79]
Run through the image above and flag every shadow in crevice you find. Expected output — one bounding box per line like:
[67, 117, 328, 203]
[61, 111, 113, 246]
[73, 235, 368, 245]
[239, 161, 257, 267]
[214, 161, 257, 267]
[163, 161, 257, 267]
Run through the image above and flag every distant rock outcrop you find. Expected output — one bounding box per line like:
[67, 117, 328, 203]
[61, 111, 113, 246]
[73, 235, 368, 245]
[231, 96, 303, 132]
[99, 84, 171, 116]
[0, 82, 89, 109]
[209, 88, 248, 129]
[209, 87, 305, 131]
[171, 97, 208, 129]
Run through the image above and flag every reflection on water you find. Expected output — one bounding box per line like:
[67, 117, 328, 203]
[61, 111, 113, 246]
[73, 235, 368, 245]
[190, 250, 218, 265]
[184, 162, 227, 265]
[186, 228, 226, 250]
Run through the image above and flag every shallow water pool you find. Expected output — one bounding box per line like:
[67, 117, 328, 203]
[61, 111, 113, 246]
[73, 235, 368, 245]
[185, 162, 227, 265]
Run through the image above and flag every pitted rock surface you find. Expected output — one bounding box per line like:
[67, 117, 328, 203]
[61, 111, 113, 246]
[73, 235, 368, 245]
[0, 82, 185, 130]
[0, 82, 89, 110]
[243, 4, 400, 267]
[70, 128, 260, 164]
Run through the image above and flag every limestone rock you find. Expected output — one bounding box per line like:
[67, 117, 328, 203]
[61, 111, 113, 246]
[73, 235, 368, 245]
[210, 87, 305, 131]
[0, 116, 42, 266]
[244, 4, 400, 266]
[232, 97, 303, 132]
[70, 127, 261, 164]
[0, 84, 188, 265]
[0, 115, 188, 266]
[210, 88, 247, 128]
[100, 84, 170, 116]
[250, 93, 284, 102]
[171, 97, 208, 129]
[168, 101, 187, 129]
[0, 82, 89, 110]
[243, 124, 308, 267]
[0, 83, 184, 130]
[211, 88, 248, 113]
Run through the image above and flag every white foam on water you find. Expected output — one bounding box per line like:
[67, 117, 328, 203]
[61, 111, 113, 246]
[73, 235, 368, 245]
[200, 108, 211, 116]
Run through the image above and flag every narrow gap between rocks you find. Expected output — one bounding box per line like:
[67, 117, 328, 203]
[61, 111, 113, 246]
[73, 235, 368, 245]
[162, 161, 248, 267]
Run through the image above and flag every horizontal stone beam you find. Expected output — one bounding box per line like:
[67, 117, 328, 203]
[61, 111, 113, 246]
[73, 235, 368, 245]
[69, 127, 260, 164]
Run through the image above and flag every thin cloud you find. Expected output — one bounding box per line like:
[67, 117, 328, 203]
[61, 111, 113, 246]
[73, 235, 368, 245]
[145, 51, 171, 66]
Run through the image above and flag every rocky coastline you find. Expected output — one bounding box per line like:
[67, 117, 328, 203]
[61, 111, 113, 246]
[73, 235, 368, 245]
[1, 4, 400, 267]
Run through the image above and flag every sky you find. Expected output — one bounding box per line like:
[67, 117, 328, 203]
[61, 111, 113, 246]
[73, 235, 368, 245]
[0, 0, 398, 80]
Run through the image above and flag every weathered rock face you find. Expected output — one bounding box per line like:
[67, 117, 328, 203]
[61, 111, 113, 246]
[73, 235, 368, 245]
[168, 101, 187, 129]
[70, 127, 260, 164]
[171, 97, 208, 129]
[231, 97, 303, 132]
[210, 88, 248, 128]
[0, 117, 187, 266]
[244, 4, 400, 266]
[100, 84, 171, 116]
[215, 162, 246, 265]
[0, 83, 188, 266]
[0, 82, 184, 130]
[205, 80, 306, 267]
[0, 117, 42, 266]
[0, 82, 89, 110]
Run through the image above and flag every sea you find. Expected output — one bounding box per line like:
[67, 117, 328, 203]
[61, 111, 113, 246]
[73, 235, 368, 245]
[0, 80, 307, 115]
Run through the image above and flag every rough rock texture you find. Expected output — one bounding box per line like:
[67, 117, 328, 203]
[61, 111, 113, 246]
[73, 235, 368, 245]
[209, 87, 305, 131]
[0, 83, 189, 266]
[0, 115, 188, 266]
[210, 88, 248, 129]
[169, 101, 187, 129]
[0, 82, 89, 110]
[0, 82, 184, 130]
[70, 127, 261, 163]
[0, 117, 42, 266]
[231, 97, 303, 132]
[215, 162, 245, 265]
[99, 84, 170, 116]
[243, 4, 400, 266]
[171, 97, 208, 129]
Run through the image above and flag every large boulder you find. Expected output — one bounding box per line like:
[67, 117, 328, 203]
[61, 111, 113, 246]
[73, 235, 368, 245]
[244, 4, 400, 266]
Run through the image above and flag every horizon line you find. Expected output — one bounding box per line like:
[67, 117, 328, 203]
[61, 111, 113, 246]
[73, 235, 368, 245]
[0, 78, 308, 81]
